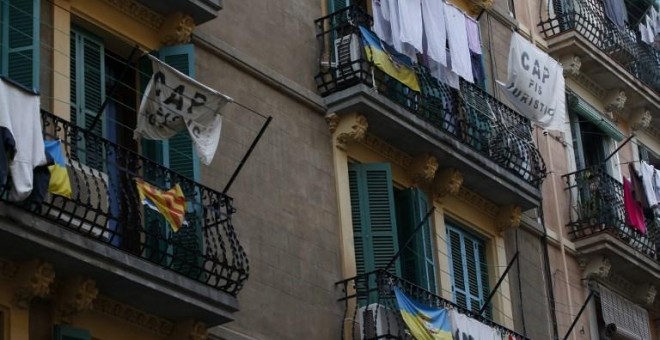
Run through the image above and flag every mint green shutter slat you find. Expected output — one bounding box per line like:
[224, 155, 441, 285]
[478, 241, 491, 318]
[414, 188, 436, 293]
[348, 168, 366, 278]
[4, 0, 39, 90]
[447, 224, 490, 317]
[53, 325, 91, 340]
[447, 227, 467, 308]
[328, 0, 350, 13]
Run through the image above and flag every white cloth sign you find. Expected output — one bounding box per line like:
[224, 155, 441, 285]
[451, 310, 500, 340]
[500, 33, 565, 131]
[135, 55, 232, 165]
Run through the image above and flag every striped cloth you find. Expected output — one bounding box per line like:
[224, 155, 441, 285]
[135, 178, 186, 232]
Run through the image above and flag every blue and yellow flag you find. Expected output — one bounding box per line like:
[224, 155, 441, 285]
[394, 287, 452, 340]
[45, 140, 72, 198]
[359, 26, 420, 92]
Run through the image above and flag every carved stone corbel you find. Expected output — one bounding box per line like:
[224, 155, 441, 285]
[579, 256, 611, 280]
[630, 107, 652, 131]
[467, 0, 493, 16]
[328, 113, 368, 150]
[168, 319, 207, 340]
[160, 12, 196, 46]
[604, 89, 627, 114]
[636, 284, 657, 306]
[560, 55, 582, 77]
[495, 205, 521, 233]
[13, 259, 56, 309]
[409, 154, 438, 185]
[55, 277, 99, 324]
[432, 168, 463, 199]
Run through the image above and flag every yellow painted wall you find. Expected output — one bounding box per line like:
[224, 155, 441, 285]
[0, 278, 29, 340]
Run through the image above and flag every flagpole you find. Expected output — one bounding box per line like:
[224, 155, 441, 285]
[88, 45, 141, 132]
[383, 207, 435, 273]
[223, 116, 273, 194]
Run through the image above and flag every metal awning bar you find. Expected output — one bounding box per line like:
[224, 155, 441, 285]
[567, 91, 625, 142]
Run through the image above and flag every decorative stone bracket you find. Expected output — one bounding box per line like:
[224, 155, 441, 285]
[169, 319, 207, 340]
[326, 113, 368, 150]
[495, 205, 521, 233]
[631, 107, 652, 131]
[560, 55, 582, 77]
[466, 0, 493, 16]
[433, 168, 463, 200]
[409, 154, 438, 185]
[636, 284, 657, 306]
[13, 259, 56, 309]
[604, 89, 627, 115]
[579, 256, 611, 280]
[55, 277, 99, 324]
[160, 12, 196, 46]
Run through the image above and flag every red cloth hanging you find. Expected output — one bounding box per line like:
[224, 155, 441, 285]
[623, 177, 646, 234]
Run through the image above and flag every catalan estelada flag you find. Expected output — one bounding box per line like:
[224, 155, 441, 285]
[135, 178, 186, 232]
[359, 26, 420, 92]
[394, 287, 452, 340]
[44, 140, 72, 198]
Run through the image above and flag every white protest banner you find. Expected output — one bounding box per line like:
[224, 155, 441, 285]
[500, 33, 565, 131]
[135, 55, 232, 165]
[451, 310, 501, 340]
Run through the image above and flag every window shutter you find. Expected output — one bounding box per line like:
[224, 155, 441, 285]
[70, 28, 105, 171]
[53, 325, 91, 340]
[395, 188, 436, 293]
[348, 163, 400, 276]
[157, 44, 202, 279]
[447, 224, 490, 317]
[328, 0, 350, 14]
[2, 0, 39, 91]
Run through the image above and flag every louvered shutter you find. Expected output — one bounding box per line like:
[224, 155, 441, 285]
[158, 44, 202, 279]
[53, 325, 91, 340]
[328, 0, 350, 14]
[70, 28, 105, 171]
[447, 224, 490, 318]
[395, 188, 437, 293]
[1, 0, 39, 90]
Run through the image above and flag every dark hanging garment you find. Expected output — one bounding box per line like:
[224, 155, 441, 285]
[629, 163, 649, 208]
[603, 0, 628, 28]
[0, 127, 16, 187]
[24, 153, 53, 211]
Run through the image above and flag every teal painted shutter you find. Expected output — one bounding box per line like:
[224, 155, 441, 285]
[53, 325, 91, 340]
[348, 163, 400, 275]
[157, 44, 202, 278]
[328, 0, 350, 13]
[447, 224, 490, 318]
[70, 28, 105, 171]
[395, 188, 436, 293]
[1, 0, 39, 91]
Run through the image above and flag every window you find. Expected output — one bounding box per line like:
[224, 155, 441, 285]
[0, 0, 40, 91]
[348, 163, 437, 293]
[53, 325, 90, 340]
[638, 143, 660, 168]
[446, 222, 490, 317]
[569, 112, 616, 174]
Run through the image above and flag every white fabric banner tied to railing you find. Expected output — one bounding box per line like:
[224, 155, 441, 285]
[499, 33, 565, 132]
[134, 55, 233, 165]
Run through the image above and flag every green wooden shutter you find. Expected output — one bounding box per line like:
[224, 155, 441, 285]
[70, 28, 105, 171]
[1, 0, 39, 91]
[348, 163, 400, 276]
[447, 224, 490, 318]
[53, 325, 91, 340]
[328, 0, 350, 13]
[395, 188, 436, 293]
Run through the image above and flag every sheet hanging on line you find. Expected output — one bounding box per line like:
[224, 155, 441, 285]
[444, 5, 473, 83]
[135, 55, 232, 166]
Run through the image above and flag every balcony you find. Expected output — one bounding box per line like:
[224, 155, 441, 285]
[0, 110, 248, 325]
[135, 0, 222, 24]
[538, 0, 660, 113]
[337, 270, 527, 339]
[563, 167, 660, 284]
[315, 6, 545, 210]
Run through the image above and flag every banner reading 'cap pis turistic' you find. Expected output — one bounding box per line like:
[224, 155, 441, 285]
[500, 33, 565, 131]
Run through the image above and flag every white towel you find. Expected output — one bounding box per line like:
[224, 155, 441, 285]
[386, 0, 417, 60]
[397, 0, 423, 55]
[654, 169, 660, 206]
[421, 0, 447, 66]
[641, 161, 658, 207]
[444, 5, 473, 83]
[372, 0, 392, 45]
[0, 79, 47, 201]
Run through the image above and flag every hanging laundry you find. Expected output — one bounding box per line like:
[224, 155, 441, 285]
[603, 0, 628, 28]
[135, 178, 186, 232]
[623, 177, 647, 234]
[444, 5, 474, 83]
[654, 168, 660, 206]
[134, 55, 232, 166]
[372, 0, 392, 45]
[429, 58, 460, 89]
[465, 16, 482, 55]
[0, 127, 15, 187]
[24, 152, 53, 210]
[359, 26, 421, 91]
[629, 163, 649, 208]
[640, 17, 655, 44]
[396, 0, 423, 57]
[421, 0, 447, 66]
[0, 78, 47, 202]
[44, 140, 72, 198]
[640, 161, 658, 208]
[451, 309, 501, 340]
[386, 0, 415, 60]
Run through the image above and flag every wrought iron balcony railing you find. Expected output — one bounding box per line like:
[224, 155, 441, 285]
[538, 0, 660, 93]
[337, 270, 527, 339]
[0, 109, 249, 296]
[563, 166, 659, 261]
[315, 6, 546, 186]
